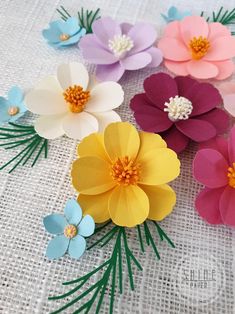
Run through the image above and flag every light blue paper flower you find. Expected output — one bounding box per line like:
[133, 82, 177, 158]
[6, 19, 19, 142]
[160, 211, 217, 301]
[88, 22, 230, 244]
[161, 6, 191, 23]
[0, 86, 27, 125]
[42, 17, 86, 48]
[43, 199, 95, 260]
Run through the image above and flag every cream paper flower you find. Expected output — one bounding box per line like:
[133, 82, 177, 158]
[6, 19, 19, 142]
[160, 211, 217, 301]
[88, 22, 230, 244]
[25, 62, 124, 140]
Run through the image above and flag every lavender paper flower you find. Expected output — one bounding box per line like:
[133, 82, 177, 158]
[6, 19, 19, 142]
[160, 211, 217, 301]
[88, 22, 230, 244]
[79, 17, 163, 82]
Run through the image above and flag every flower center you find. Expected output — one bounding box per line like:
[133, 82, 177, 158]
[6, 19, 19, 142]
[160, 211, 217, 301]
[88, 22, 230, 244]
[60, 33, 70, 41]
[110, 156, 140, 186]
[189, 36, 210, 60]
[228, 163, 235, 188]
[164, 96, 193, 121]
[108, 34, 134, 58]
[8, 106, 19, 116]
[63, 85, 90, 113]
[64, 224, 77, 238]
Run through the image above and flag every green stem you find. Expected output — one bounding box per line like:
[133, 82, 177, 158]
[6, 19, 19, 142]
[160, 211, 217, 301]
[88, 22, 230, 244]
[143, 222, 160, 260]
[137, 225, 145, 252]
[153, 221, 175, 248]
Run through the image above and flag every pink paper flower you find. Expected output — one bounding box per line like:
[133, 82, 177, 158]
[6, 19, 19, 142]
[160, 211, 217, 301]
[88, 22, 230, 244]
[79, 17, 163, 82]
[158, 16, 235, 80]
[130, 73, 229, 153]
[193, 127, 235, 226]
[219, 82, 235, 117]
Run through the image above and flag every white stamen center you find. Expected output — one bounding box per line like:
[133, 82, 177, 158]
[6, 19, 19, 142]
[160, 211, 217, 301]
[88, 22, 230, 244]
[164, 96, 193, 122]
[108, 34, 134, 58]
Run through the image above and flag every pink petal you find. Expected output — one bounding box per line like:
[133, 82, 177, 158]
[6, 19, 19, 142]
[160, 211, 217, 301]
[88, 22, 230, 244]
[158, 38, 190, 61]
[160, 126, 189, 153]
[96, 63, 125, 82]
[219, 82, 235, 95]
[120, 52, 151, 70]
[198, 108, 229, 135]
[176, 119, 216, 142]
[145, 47, 163, 67]
[219, 186, 235, 226]
[180, 16, 209, 46]
[228, 126, 235, 164]
[193, 148, 229, 188]
[144, 73, 178, 110]
[223, 94, 235, 117]
[92, 17, 121, 46]
[175, 76, 198, 96]
[195, 187, 224, 224]
[186, 60, 218, 79]
[208, 23, 231, 41]
[164, 60, 189, 76]
[204, 36, 235, 61]
[199, 137, 229, 163]
[214, 60, 235, 80]
[163, 21, 181, 38]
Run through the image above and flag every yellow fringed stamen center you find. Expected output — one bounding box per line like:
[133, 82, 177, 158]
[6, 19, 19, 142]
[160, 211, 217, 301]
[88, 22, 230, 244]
[8, 106, 19, 116]
[60, 33, 70, 41]
[64, 224, 77, 239]
[189, 36, 210, 60]
[63, 85, 90, 113]
[228, 163, 235, 188]
[110, 156, 140, 186]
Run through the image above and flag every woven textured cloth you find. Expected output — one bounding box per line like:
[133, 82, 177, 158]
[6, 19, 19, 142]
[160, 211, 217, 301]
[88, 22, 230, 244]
[0, 0, 234, 313]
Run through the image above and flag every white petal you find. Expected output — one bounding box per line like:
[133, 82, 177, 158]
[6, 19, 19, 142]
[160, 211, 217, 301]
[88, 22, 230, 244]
[85, 82, 124, 113]
[57, 62, 89, 90]
[35, 75, 63, 93]
[35, 114, 65, 139]
[25, 90, 67, 115]
[91, 110, 121, 132]
[62, 112, 98, 140]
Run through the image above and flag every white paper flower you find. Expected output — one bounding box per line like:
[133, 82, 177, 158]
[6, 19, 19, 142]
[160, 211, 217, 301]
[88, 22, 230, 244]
[25, 62, 124, 140]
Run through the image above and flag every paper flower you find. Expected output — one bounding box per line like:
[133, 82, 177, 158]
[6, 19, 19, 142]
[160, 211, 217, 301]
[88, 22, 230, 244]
[71, 122, 180, 227]
[130, 73, 229, 153]
[42, 17, 86, 48]
[219, 82, 235, 117]
[158, 16, 235, 80]
[25, 62, 123, 140]
[193, 126, 235, 226]
[79, 17, 163, 82]
[43, 199, 95, 259]
[161, 6, 191, 23]
[0, 86, 27, 125]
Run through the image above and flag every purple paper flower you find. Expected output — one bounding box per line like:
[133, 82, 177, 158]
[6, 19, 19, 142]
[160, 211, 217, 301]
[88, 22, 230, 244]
[79, 17, 163, 82]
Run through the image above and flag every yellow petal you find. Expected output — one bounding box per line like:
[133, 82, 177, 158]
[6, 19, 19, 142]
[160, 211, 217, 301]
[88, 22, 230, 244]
[78, 191, 112, 223]
[138, 148, 180, 185]
[138, 132, 167, 159]
[77, 132, 110, 162]
[104, 122, 140, 160]
[108, 185, 149, 227]
[71, 156, 116, 195]
[140, 184, 176, 221]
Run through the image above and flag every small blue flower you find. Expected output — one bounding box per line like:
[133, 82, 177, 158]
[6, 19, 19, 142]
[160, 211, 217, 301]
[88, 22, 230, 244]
[42, 17, 86, 48]
[161, 6, 191, 23]
[43, 199, 95, 260]
[0, 86, 27, 125]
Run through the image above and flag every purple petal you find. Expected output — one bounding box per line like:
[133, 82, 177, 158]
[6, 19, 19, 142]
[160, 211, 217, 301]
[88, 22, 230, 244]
[145, 47, 163, 67]
[96, 63, 125, 82]
[92, 17, 121, 46]
[199, 108, 229, 135]
[121, 52, 151, 70]
[120, 22, 133, 34]
[160, 126, 189, 153]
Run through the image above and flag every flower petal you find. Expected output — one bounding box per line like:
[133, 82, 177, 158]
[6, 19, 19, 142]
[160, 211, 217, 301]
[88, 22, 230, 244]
[144, 73, 178, 110]
[199, 137, 229, 162]
[46, 235, 69, 259]
[193, 148, 229, 188]
[58, 29, 86, 46]
[71, 156, 116, 195]
[219, 186, 235, 226]
[43, 214, 67, 234]
[42, 21, 61, 43]
[104, 122, 140, 161]
[219, 82, 235, 95]
[62, 112, 98, 140]
[228, 126, 235, 164]
[34, 114, 65, 139]
[64, 199, 82, 225]
[164, 60, 189, 76]
[141, 184, 176, 221]
[186, 60, 218, 79]
[208, 22, 231, 41]
[204, 36, 235, 61]
[25, 90, 67, 115]
[34, 75, 63, 93]
[176, 119, 216, 142]
[158, 37, 191, 61]
[180, 16, 209, 45]
[163, 20, 181, 38]
[92, 111, 121, 132]
[68, 234, 86, 259]
[57, 62, 89, 90]
[215, 60, 235, 80]
[137, 148, 180, 185]
[120, 22, 132, 34]
[8, 86, 24, 104]
[85, 82, 124, 113]
[108, 185, 149, 227]
[195, 187, 224, 224]
[224, 94, 235, 117]
[60, 17, 80, 36]
[145, 47, 163, 67]
[0, 97, 10, 123]
[78, 191, 111, 223]
[96, 63, 125, 82]
[120, 52, 151, 70]
[138, 131, 167, 155]
[174, 75, 198, 96]
[92, 17, 121, 46]
[160, 126, 190, 153]
[198, 108, 229, 135]
[78, 215, 95, 237]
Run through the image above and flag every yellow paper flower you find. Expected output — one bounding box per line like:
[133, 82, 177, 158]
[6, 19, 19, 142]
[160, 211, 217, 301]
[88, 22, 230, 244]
[71, 122, 180, 227]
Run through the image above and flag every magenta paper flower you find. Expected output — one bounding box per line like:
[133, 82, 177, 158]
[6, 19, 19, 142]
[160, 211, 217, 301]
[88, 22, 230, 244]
[193, 127, 235, 226]
[79, 17, 163, 82]
[219, 82, 235, 118]
[130, 73, 229, 153]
